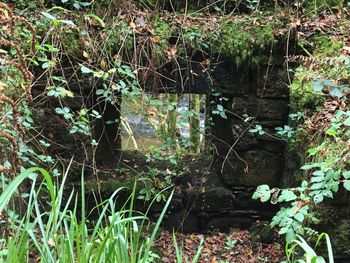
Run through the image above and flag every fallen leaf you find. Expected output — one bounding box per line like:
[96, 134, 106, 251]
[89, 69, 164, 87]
[129, 21, 136, 29]
[83, 50, 89, 58]
[152, 35, 160, 43]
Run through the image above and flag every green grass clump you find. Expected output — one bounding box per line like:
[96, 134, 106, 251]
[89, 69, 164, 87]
[0, 165, 174, 263]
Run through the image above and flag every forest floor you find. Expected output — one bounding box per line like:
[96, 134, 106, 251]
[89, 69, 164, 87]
[154, 230, 284, 263]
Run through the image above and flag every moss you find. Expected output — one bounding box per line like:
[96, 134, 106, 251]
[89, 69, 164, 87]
[289, 67, 324, 111]
[85, 178, 138, 194]
[181, 24, 218, 52]
[219, 19, 275, 67]
[304, 0, 343, 14]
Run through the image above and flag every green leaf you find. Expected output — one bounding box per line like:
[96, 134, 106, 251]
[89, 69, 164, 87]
[313, 194, 324, 204]
[85, 14, 105, 27]
[344, 117, 350, 126]
[41, 12, 56, 20]
[278, 227, 289, 235]
[312, 170, 324, 177]
[329, 88, 343, 98]
[344, 181, 350, 191]
[277, 190, 297, 202]
[0, 168, 55, 215]
[95, 89, 105, 95]
[60, 19, 76, 26]
[81, 65, 93, 74]
[343, 171, 350, 179]
[310, 182, 323, 190]
[252, 184, 270, 202]
[294, 213, 304, 222]
[280, 217, 293, 227]
[313, 82, 323, 92]
[167, 105, 175, 111]
[326, 128, 337, 137]
[286, 228, 296, 242]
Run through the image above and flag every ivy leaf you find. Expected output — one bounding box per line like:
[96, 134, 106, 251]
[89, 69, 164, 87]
[252, 184, 270, 202]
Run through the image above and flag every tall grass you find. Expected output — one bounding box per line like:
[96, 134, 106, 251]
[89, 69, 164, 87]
[283, 233, 334, 263]
[0, 164, 175, 263]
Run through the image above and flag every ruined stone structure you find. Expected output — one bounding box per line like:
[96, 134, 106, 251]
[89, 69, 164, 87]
[155, 52, 290, 233]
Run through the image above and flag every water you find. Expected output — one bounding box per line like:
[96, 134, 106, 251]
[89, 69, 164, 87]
[121, 94, 205, 150]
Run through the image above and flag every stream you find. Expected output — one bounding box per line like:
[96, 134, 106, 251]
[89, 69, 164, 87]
[121, 94, 205, 150]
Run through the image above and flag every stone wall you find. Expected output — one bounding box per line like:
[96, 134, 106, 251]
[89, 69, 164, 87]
[157, 54, 291, 233]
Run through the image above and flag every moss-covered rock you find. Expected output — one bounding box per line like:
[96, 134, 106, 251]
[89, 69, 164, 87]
[289, 67, 324, 111]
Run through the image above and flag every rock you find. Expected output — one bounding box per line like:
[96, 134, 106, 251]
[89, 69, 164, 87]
[231, 120, 259, 151]
[262, 141, 286, 153]
[163, 210, 200, 233]
[212, 62, 250, 96]
[150, 194, 184, 213]
[204, 216, 254, 232]
[221, 150, 284, 187]
[257, 67, 290, 98]
[186, 187, 235, 212]
[231, 96, 289, 120]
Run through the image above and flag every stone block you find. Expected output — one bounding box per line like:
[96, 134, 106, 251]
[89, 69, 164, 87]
[212, 63, 250, 96]
[163, 210, 200, 233]
[186, 187, 235, 212]
[256, 67, 290, 98]
[221, 150, 284, 187]
[231, 96, 289, 120]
